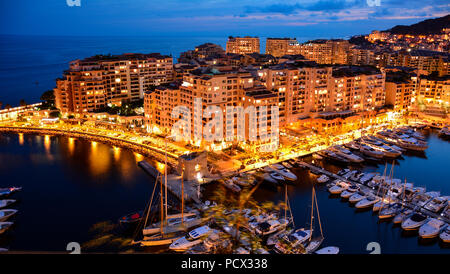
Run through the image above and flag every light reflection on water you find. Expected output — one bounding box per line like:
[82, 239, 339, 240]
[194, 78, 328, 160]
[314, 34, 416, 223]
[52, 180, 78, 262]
[0, 133, 162, 251]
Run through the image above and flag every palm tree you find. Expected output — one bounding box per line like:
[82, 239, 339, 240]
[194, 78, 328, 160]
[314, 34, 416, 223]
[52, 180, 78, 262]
[205, 182, 282, 253]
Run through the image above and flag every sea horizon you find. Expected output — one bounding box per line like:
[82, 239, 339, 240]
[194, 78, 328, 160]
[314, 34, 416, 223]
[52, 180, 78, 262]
[0, 34, 332, 106]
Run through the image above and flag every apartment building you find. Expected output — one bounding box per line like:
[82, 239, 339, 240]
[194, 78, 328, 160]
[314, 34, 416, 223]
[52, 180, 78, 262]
[265, 38, 300, 57]
[226, 36, 260, 55]
[379, 50, 450, 76]
[331, 66, 386, 113]
[258, 63, 385, 124]
[299, 40, 350, 65]
[416, 75, 450, 106]
[348, 46, 376, 66]
[385, 72, 414, 111]
[145, 68, 258, 144]
[55, 53, 173, 114]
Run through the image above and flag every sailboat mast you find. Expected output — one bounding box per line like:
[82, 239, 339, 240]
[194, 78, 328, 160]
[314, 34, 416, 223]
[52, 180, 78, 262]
[402, 178, 407, 209]
[309, 187, 314, 241]
[160, 173, 164, 236]
[181, 167, 184, 226]
[387, 161, 395, 204]
[164, 137, 168, 224]
[284, 184, 287, 220]
[313, 187, 323, 238]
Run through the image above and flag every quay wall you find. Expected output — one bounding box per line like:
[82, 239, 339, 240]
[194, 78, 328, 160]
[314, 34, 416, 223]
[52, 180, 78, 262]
[0, 126, 178, 167]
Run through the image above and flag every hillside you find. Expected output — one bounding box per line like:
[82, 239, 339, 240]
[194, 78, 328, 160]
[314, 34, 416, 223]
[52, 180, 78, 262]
[385, 14, 450, 35]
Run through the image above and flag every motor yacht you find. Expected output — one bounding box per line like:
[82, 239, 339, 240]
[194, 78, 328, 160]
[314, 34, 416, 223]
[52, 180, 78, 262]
[419, 218, 446, 239]
[169, 225, 212, 252]
[424, 196, 449, 213]
[328, 181, 351, 195]
[355, 196, 380, 209]
[401, 213, 428, 231]
[340, 185, 360, 199]
[348, 191, 366, 203]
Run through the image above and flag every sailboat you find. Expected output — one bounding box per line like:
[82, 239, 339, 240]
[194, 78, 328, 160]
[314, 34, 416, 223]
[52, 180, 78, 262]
[136, 153, 203, 246]
[373, 162, 395, 212]
[305, 186, 325, 254]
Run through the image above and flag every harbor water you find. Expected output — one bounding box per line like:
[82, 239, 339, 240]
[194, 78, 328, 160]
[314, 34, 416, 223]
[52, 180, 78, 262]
[0, 130, 449, 253]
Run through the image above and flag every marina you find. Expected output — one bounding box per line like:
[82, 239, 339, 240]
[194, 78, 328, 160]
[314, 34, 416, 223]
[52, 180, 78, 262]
[1, 126, 450, 253]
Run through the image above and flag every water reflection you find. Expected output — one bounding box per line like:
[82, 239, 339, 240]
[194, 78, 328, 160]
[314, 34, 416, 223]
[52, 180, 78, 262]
[18, 133, 24, 145]
[113, 146, 121, 162]
[68, 137, 75, 155]
[44, 135, 51, 154]
[89, 141, 111, 178]
[0, 133, 158, 251]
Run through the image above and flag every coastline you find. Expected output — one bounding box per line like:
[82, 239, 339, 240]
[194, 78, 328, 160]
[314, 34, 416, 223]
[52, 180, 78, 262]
[0, 126, 178, 167]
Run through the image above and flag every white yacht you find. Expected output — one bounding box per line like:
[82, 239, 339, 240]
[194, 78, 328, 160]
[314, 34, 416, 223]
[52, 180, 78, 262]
[315, 246, 340, 254]
[271, 164, 297, 181]
[266, 229, 291, 246]
[378, 203, 402, 219]
[412, 191, 440, 207]
[401, 213, 428, 231]
[255, 218, 290, 236]
[0, 222, 13, 234]
[424, 196, 449, 213]
[359, 144, 384, 159]
[247, 212, 277, 232]
[393, 209, 413, 224]
[330, 146, 364, 163]
[305, 237, 324, 254]
[355, 196, 379, 209]
[142, 212, 200, 236]
[341, 185, 360, 199]
[317, 175, 329, 184]
[397, 137, 428, 151]
[270, 172, 285, 182]
[419, 219, 446, 239]
[0, 200, 15, 209]
[440, 226, 450, 243]
[362, 141, 401, 158]
[169, 225, 212, 252]
[328, 181, 351, 195]
[263, 173, 279, 185]
[372, 198, 395, 212]
[348, 191, 366, 203]
[0, 209, 17, 222]
[274, 229, 312, 254]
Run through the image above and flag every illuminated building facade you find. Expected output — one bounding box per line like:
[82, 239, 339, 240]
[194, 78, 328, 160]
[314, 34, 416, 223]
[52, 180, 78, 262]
[226, 36, 260, 55]
[55, 53, 173, 114]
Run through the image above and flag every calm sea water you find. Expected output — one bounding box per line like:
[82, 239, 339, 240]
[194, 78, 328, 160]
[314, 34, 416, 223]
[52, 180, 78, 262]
[0, 133, 160, 252]
[0, 35, 320, 106]
[1, 129, 449, 253]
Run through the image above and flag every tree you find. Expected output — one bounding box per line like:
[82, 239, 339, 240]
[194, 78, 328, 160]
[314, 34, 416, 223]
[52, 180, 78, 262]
[205, 181, 285, 254]
[40, 90, 56, 109]
[19, 99, 27, 107]
[0, 101, 2, 109]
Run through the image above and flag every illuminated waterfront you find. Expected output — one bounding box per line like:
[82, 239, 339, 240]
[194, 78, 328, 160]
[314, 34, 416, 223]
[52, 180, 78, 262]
[1, 130, 449, 253]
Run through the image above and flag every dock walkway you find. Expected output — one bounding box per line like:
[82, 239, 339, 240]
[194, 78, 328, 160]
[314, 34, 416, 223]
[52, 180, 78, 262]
[138, 160, 201, 205]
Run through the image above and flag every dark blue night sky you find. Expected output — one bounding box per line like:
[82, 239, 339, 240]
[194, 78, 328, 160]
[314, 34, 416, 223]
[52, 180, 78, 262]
[1, 0, 449, 37]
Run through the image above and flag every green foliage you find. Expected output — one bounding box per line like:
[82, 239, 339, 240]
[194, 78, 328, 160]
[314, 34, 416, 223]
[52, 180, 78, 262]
[204, 184, 283, 254]
[82, 221, 134, 253]
[40, 90, 56, 110]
